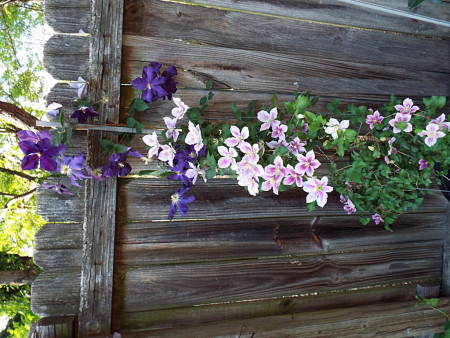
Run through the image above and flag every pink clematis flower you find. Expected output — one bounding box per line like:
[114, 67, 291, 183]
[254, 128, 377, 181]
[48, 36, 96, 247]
[264, 156, 286, 178]
[372, 213, 383, 225]
[257, 107, 278, 131]
[238, 142, 260, 163]
[389, 113, 412, 134]
[163, 117, 179, 141]
[343, 198, 357, 215]
[266, 138, 288, 149]
[236, 157, 264, 180]
[430, 113, 450, 132]
[238, 175, 260, 196]
[288, 137, 306, 156]
[171, 97, 189, 119]
[395, 98, 419, 115]
[271, 121, 288, 140]
[418, 123, 446, 147]
[142, 132, 160, 158]
[217, 146, 238, 170]
[365, 109, 384, 129]
[297, 150, 321, 177]
[303, 176, 333, 208]
[225, 126, 249, 148]
[261, 174, 283, 195]
[186, 162, 207, 184]
[158, 143, 176, 167]
[185, 121, 204, 152]
[418, 159, 429, 171]
[283, 164, 303, 187]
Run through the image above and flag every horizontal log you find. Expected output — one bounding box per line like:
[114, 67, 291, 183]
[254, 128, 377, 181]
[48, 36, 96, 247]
[113, 282, 419, 331]
[45, 0, 91, 34]
[117, 178, 447, 222]
[118, 298, 450, 338]
[34, 223, 83, 250]
[115, 213, 444, 265]
[31, 268, 81, 317]
[163, 0, 450, 38]
[114, 245, 442, 312]
[34, 248, 82, 269]
[123, 2, 450, 73]
[122, 35, 450, 96]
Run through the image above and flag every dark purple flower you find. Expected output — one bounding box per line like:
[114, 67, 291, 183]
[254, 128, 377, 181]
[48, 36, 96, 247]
[177, 145, 206, 164]
[168, 160, 192, 186]
[18, 130, 60, 172]
[41, 183, 74, 195]
[71, 106, 99, 124]
[57, 152, 88, 187]
[168, 185, 195, 220]
[85, 165, 106, 181]
[102, 148, 142, 177]
[131, 62, 177, 103]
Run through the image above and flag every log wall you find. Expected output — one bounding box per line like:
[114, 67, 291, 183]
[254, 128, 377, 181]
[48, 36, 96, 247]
[34, 0, 450, 336]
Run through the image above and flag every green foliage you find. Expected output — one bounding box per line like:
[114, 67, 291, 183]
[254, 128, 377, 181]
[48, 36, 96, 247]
[408, 0, 441, 9]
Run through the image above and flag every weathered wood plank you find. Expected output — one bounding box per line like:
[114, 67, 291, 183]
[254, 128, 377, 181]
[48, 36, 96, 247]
[31, 268, 80, 317]
[46, 83, 84, 123]
[34, 223, 83, 250]
[114, 245, 442, 312]
[43, 35, 90, 81]
[45, 0, 91, 33]
[123, 1, 450, 73]
[117, 178, 447, 222]
[443, 201, 450, 296]
[30, 316, 76, 338]
[78, 0, 124, 335]
[36, 177, 84, 223]
[113, 282, 419, 331]
[34, 248, 82, 269]
[166, 0, 450, 38]
[115, 213, 444, 265]
[122, 36, 450, 96]
[117, 298, 450, 338]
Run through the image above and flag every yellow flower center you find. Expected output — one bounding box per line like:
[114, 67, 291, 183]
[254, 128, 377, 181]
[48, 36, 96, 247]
[316, 185, 322, 192]
[171, 193, 179, 204]
[60, 164, 72, 176]
[118, 162, 124, 168]
[147, 84, 152, 89]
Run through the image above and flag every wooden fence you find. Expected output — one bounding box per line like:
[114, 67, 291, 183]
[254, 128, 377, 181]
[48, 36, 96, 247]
[31, 0, 450, 337]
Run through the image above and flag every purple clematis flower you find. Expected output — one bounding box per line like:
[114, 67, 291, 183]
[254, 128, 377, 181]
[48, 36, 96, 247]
[71, 106, 99, 124]
[57, 152, 88, 187]
[168, 160, 192, 186]
[177, 145, 206, 163]
[68, 76, 89, 100]
[41, 183, 74, 195]
[131, 62, 177, 103]
[18, 130, 60, 172]
[102, 148, 142, 177]
[168, 185, 195, 220]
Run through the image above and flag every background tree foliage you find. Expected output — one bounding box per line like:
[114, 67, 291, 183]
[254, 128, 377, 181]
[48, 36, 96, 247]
[0, 0, 47, 336]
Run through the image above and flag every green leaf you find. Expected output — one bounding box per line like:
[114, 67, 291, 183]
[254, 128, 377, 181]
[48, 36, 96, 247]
[206, 151, 217, 167]
[135, 122, 145, 134]
[221, 123, 231, 140]
[200, 96, 207, 106]
[138, 170, 165, 177]
[208, 91, 214, 100]
[295, 95, 309, 111]
[336, 144, 345, 157]
[231, 102, 238, 113]
[66, 127, 73, 145]
[59, 111, 65, 127]
[422, 297, 439, 307]
[127, 116, 136, 128]
[359, 216, 370, 225]
[344, 129, 358, 141]
[271, 93, 279, 108]
[274, 146, 289, 157]
[99, 138, 115, 150]
[304, 111, 316, 124]
[205, 79, 213, 90]
[394, 121, 407, 131]
[114, 144, 129, 153]
[306, 201, 316, 212]
[206, 166, 216, 180]
[408, 0, 425, 9]
[129, 98, 148, 113]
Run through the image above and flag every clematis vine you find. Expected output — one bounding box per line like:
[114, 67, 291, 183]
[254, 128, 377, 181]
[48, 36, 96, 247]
[217, 146, 238, 171]
[71, 106, 99, 124]
[224, 126, 249, 148]
[296, 150, 321, 177]
[57, 152, 88, 187]
[257, 107, 278, 131]
[185, 121, 204, 152]
[171, 97, 189, 119]
[365, 109, 384, 129]
[325, 118, 349, 139]
[102, 148, 142, 177]
[142, 132, 160, 159]
[168, 186, 195, 220]
[131, 62, 177, 102]
[389, 113, 412, 134]
[163, 116, 179, 141]
[41, 183, 74, 195]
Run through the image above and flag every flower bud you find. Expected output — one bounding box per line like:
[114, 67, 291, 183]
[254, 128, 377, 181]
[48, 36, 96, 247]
[368, 146, 375, 151]
[380, 137, 387, 141]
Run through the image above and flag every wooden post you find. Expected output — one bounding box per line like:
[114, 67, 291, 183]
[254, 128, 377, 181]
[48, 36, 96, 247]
[78, 0, 124, 336]
[443, 201, 450, 296]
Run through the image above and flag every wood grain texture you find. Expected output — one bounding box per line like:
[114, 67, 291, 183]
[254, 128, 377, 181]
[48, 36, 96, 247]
[115, 213, 444, 265]
[31, 268, 81, 317]
[113, 283, 419, 331]
[43, 35, 90, 81]
[122, 36, 450, 97]
[443, 201, 450, 296]
[117, 298, 450, 338]
[45, 0, 91, 33]
[175, 0, 450, 38]
[123, 1, 450, 73]
[116, 178, 447, 222]
[114, 245, 442, 312]
[78, 0, 124, 336]
[34, 223, 83, 250]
